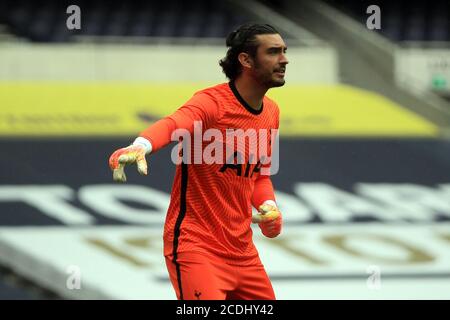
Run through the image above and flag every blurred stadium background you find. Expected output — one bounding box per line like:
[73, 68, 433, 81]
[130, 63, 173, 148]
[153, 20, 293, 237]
[1, 0, 450, 299]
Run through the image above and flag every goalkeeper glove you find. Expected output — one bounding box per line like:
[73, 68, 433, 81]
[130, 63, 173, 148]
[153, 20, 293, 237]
[109, 144, 148, 182]
[252, 201, 282, 238]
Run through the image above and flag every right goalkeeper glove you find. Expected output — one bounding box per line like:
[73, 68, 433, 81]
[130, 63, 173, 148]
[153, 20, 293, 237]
[108, 145, 148, 182]
[252, 202, 282, 238]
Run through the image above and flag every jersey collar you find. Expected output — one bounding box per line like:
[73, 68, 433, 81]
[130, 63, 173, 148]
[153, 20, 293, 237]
[228, 81, 264, 115]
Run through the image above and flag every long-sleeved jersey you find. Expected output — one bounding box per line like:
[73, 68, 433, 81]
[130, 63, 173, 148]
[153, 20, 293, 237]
[140, 82, 279, 266]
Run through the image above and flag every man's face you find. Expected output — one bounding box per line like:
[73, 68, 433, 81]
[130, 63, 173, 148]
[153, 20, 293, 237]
[250, 34, 289, 88]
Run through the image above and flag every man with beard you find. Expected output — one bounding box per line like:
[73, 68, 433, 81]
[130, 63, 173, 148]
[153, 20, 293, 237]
[109, 23, 288, 300]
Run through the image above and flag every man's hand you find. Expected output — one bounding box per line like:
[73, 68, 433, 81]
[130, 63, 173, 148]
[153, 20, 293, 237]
[108, 145, 148, 182]
[252, 203, 282, 238]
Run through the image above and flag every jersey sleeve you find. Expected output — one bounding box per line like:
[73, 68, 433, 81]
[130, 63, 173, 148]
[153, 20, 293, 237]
[251, 175, 276, 209]
[139, 92, 219, 153]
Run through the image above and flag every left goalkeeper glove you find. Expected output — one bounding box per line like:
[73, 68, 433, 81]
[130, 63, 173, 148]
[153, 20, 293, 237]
[252, 202, 282, 238]
[108, 144, 147, 182]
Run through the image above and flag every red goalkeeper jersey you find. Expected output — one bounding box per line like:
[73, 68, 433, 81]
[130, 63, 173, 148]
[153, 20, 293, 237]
[140, 82, 279, 266]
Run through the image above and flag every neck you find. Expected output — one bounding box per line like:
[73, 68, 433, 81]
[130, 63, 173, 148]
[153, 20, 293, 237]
[234, 76, 268, 111]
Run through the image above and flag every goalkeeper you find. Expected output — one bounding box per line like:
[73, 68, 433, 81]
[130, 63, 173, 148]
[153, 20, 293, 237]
[109, 23, 287, 300]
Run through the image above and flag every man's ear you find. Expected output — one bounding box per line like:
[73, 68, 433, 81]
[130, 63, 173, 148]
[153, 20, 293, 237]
[238, 52, 253, 69]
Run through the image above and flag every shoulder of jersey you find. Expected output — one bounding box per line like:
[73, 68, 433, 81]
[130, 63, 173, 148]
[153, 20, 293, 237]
[191, 83, 232, 108]
[263, 95, 279, 112]
[194, 83, 229, 96]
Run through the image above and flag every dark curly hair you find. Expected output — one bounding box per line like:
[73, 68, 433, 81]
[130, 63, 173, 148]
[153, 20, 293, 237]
[219, 23, 279, 81]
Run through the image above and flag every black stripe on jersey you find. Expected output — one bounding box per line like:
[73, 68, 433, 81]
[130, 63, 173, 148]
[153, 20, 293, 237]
[229, 81, 264, 115]
[172, 162, 188, 300]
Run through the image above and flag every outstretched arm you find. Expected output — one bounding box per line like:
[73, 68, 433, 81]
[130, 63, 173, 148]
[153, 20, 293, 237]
[108, 92, 219, 182]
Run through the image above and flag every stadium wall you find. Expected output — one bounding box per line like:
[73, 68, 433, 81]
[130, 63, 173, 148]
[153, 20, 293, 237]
[0, 43, 338, 83]
[395, 48, 450, 94]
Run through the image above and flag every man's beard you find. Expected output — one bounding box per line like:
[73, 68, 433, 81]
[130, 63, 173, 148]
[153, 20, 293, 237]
[253, 62, 286, 88]
[270, 78, 286, 87]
